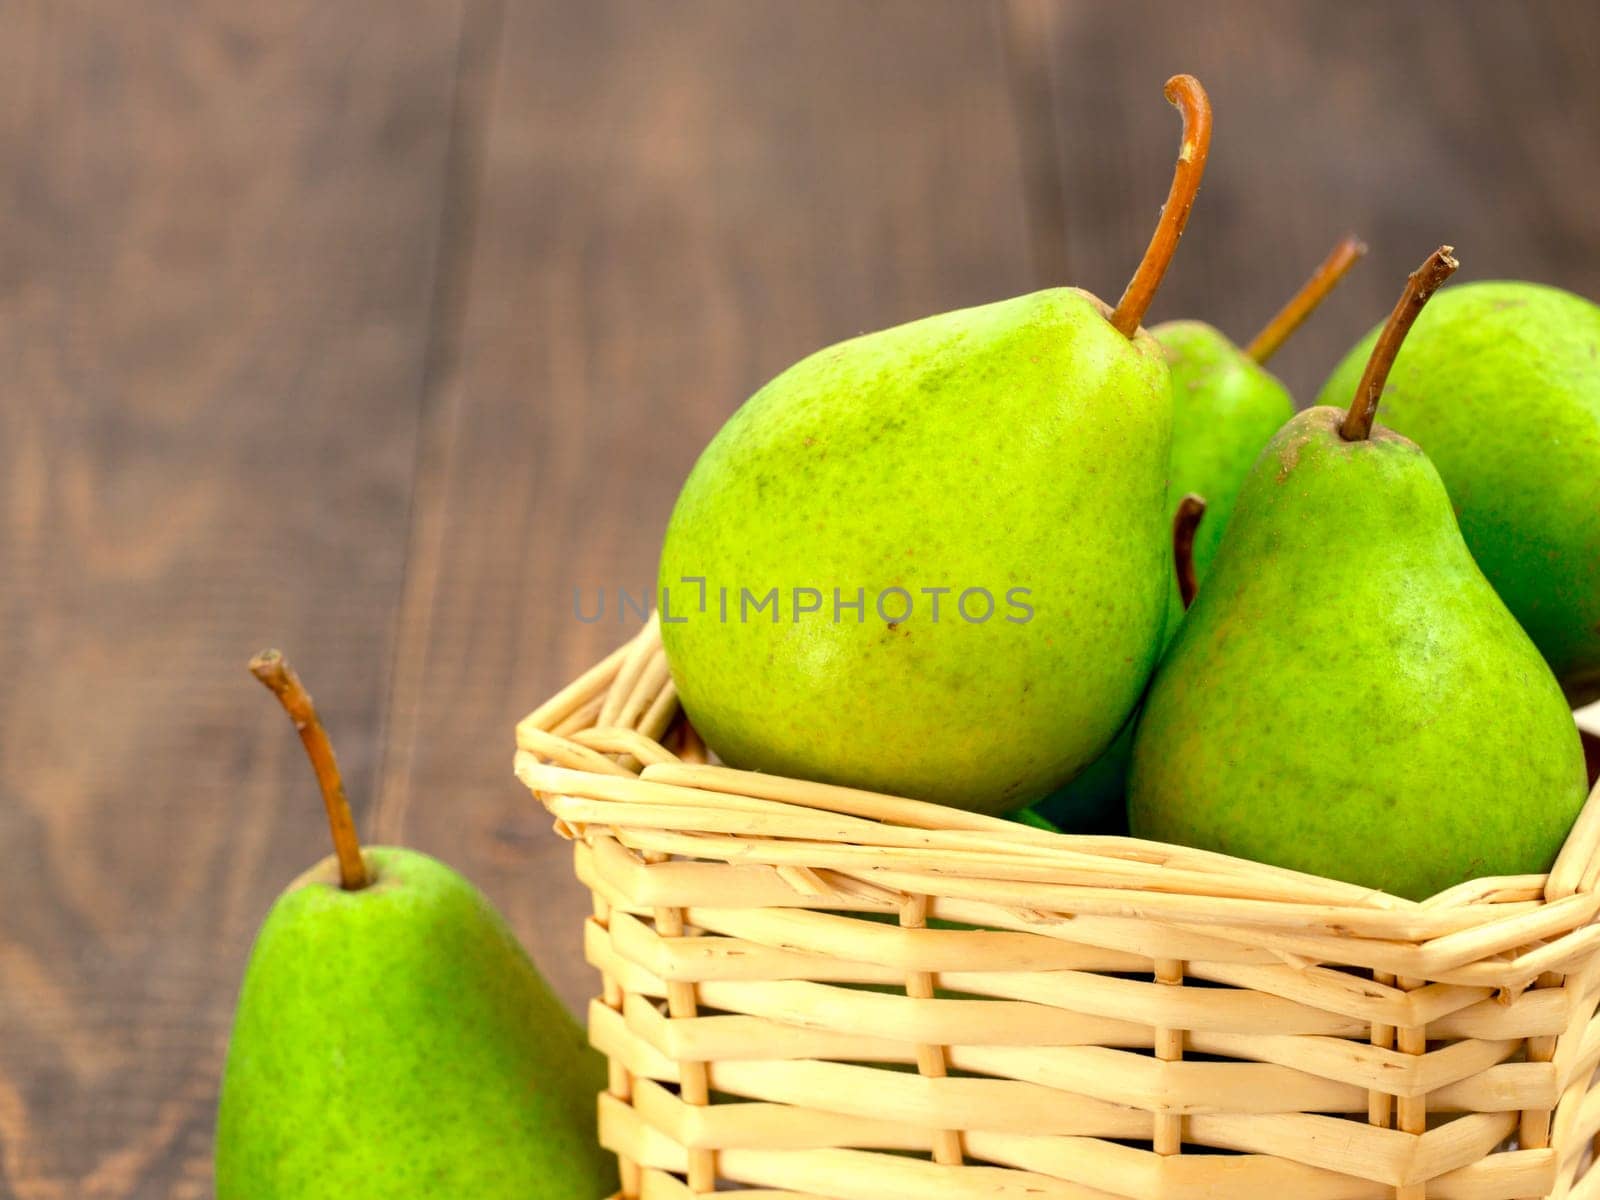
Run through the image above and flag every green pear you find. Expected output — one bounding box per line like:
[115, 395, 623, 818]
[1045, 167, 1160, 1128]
[661, 290, 1170, 814]
[1027, 239, 1365, 833]
[217, 654, 615, 1199]
[659, 77, 1213, 814]
[1023, 495, 1206, 835]
[1318, 279, 1600, 705]
[216, 848, 614, 1199]
[1130, 250, 1589, 900]
[1155, 322, 1292, 609]
[1027, 320, 1293, 834]
[1156, 235, 1365, 626]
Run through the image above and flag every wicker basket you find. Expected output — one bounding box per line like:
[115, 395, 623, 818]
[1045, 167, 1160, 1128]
[515, 615, 1600, 1200]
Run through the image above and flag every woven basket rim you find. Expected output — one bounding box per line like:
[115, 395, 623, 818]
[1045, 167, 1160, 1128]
[517, 616, 1600, 988]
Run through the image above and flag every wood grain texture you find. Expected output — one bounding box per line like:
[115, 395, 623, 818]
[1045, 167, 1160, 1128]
[0, 2, 464, 1194]
[373, 0, 1037, 1015]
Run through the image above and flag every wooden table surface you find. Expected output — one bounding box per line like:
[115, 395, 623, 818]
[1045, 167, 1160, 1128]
[5, 2, 1600, 1194]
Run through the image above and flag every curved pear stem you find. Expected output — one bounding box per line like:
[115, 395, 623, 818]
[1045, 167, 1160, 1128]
[1172, 493, 1207, 610]
[1109, 75, 1214, 338]
[1244, 235, 1368, 364]
[1341, 246, 1458, 441]
[250, 649, 369, 891]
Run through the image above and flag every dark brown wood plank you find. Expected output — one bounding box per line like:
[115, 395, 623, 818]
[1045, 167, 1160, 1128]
[374, 0, 1035, 1010]
[1007, 0, 1600, 402]
[0, 3, 465, 1194]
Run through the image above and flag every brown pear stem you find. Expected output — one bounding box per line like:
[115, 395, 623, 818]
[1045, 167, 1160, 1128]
[1109, 75, 1213, 338]
[1244, 235, 1368, 364]
[1172, 494, 1207, 610]
[250, 649, 369, 891]
[1341, 246, 1458, 441]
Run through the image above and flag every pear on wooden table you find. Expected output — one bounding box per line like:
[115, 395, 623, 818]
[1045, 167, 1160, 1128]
[216, 652, 616, 1200]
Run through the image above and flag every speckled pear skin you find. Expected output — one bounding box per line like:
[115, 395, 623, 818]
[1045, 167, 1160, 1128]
[1129, 407, 1588, 901]
[660, 288, 1173, 814]
[1030, 321, 1293, 832]
[215, 847, 615, 1199]
[1317, 281, 1600, 706]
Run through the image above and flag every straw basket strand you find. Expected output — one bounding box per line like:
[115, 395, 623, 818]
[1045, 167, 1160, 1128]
[515, 614, 1600, 1200]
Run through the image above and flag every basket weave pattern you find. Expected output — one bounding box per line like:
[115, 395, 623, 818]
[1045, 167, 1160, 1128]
[516, 618, 1600, 1200]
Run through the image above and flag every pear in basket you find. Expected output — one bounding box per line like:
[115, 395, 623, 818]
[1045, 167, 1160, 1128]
[658, 77, 1212, 815]
[215, 652, 616, 1200]
[1318, 279, 1600, 706]
[1031, 238, 1364, 833]
[1026, 494, 1207, 833]
[1154, 234, 1364, 619]
[1130, 249, 1589, 901]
